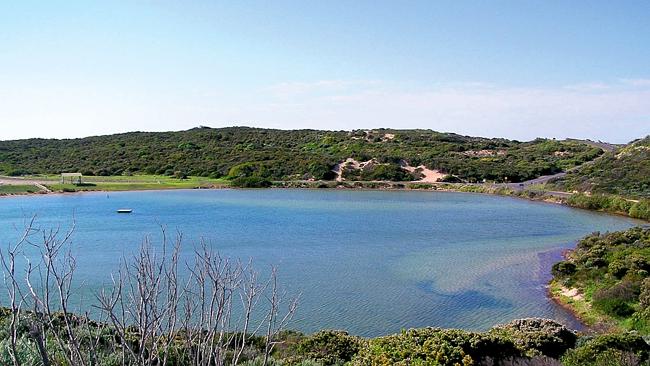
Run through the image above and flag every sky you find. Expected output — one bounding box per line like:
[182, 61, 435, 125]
[1, 1, 649, 143]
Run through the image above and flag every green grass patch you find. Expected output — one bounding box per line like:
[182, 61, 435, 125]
[42, 175, 229, 192]
[0, 184, 40, 194]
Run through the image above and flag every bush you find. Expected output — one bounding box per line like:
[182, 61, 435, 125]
[360, 163, 413, 181]
[561, 333, 650, 366]
[608, 260, 630, 279]
[640, 278, 650, 311]
[562, 348, 643, 366]
[352, 328, 523, 366]
[173, 170, 188, 179]
[230, 176, 272, 188]
[593, 297, 635, 318]
[0, 337, 43, 365]
[552, 262, 577, 277]
[629, 200, 650, 220]
[593, 281, 640, 317]
[489, 318, 577, 359]
[297, 330, 362, 365]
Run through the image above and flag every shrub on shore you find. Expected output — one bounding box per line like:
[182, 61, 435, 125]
[561, 333, 650, 366]
[565, 194, 650, 220]
[551, 227, 650, 332]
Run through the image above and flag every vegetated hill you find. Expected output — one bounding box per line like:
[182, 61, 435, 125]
[0, 127, 603, 183]
[550, 136, 650, 198]
[551, 227, 650, 334]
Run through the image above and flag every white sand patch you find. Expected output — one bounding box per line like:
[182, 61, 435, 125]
[560, 286, 584, 301]
[400, 161, 446, 183]
[331, 158, 376, 181]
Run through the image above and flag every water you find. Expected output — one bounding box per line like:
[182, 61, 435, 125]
[0, 189, 641, 336]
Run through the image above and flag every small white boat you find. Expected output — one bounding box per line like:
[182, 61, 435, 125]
[117, 209, 133, 214]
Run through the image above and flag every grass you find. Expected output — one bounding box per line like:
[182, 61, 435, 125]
[0, 184, 40, 195]
[26, 174, 225, 183]
[40, 175, 230, 192]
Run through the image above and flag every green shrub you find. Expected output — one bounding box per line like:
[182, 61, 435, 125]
[359, 163, 413, 181]
[593, 281, 640, 317]
[551, 228, 650, 332]
[630, 200, 650, 220]
[552, 262, 577, 277]
[561, 333, 650, 366]
[639, 278, 650, 311]
[562, 348, 643, 366]
[0, 337, 43, 366]
[489, 318, 577, 359]
[231, 176, 273, 188]
[352, 328, 522, 366]
[297, 330, 362, 365]
[609, 260, 630, 279]
[594, 297, 635, 318]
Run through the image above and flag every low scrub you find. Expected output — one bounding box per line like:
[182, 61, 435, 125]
[551, 227, 650, 332]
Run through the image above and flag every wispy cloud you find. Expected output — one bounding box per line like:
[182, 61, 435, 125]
[2, 78, 648, 143]
[621, 78, 650, 87]
[242, 79, 650, 142]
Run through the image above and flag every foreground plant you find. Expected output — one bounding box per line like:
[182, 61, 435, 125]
[1, 219, 298, 366]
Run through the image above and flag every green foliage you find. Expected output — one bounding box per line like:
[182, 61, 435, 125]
[489, 318, 577, 359]
[297, 330, 362, 365]
[2, 307, 648, 365]
[551, 227, 650, 331]
[561, 333, 650, 366]
[0, 337, 42, 366]
[231, 176, 273, 188]
[0, 127, 600, 183]
[360, 163, 414, 181]
[552, 136, 650, 198]
[592, 281, 639, 317]
[565, 194, 650, 221]
[352, 327, 523, 365]
[552, 262, 577, 277]
[229, 162, 270, 179]
[0, 185, 40, 195]
[630, 200, 650, 220]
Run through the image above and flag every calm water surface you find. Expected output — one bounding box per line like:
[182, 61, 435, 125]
[0, 189, 641, 336]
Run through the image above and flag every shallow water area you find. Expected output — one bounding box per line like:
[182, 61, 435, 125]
[0, 189, 641, 336]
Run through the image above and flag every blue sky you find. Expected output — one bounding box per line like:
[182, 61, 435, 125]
[1, 1, 649, 142]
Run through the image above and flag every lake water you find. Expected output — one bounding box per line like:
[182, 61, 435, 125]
[0, 189, 641, 336]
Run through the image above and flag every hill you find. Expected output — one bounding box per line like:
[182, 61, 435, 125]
[0, 127, 603, 183]
[550, 136, 650, 198]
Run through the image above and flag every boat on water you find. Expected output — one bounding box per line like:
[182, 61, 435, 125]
[117, 209, 133, 214]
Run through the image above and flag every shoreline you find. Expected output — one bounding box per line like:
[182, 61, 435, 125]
[0, 181, 648, 334]
[1, 182, 644, 335]
[2, 179, 647, 222]
[547, 281, 592, 332]
[547, 281, 621, 335]
[2, 179, 646, 217]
